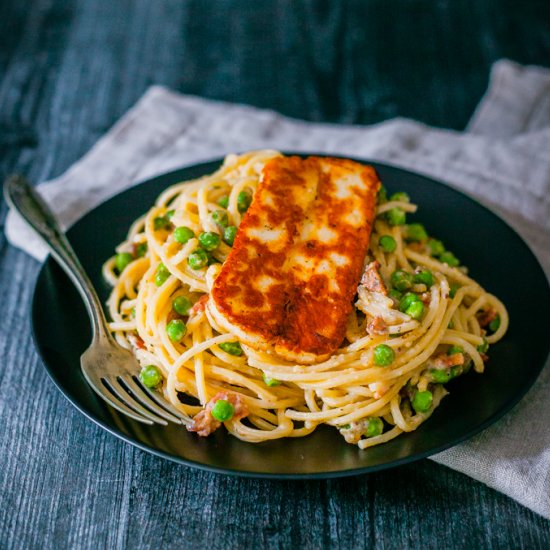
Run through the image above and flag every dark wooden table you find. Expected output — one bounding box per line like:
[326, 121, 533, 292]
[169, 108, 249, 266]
[1, 1, 549, 548]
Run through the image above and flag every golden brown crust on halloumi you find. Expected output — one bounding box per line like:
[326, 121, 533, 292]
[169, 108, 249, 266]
[210, 155, 380, 363]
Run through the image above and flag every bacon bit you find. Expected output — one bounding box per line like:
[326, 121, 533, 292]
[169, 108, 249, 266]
[367, 316, 388, 336]
[360, 261, 387, 295]
[187, 409, 220, 437]
[189, 295, 208, 316]
[429, 352, 464, 369]
[477, 308, 497, 328]
[419, 292, 431, 305]
[188, 391, 249, 437]
[340, 420, 368, 444]
[368, 382, 389, 399]
[128, 333, 146, 350]
[480, 353, 489, 362]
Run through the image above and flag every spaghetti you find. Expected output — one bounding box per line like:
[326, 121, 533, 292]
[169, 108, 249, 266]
[103, 151, 508, 449]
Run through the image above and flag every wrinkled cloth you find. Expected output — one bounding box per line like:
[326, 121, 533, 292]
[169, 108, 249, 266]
[5, 59, 550, 518]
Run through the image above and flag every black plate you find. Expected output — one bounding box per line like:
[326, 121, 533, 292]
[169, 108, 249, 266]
[31, 156, 550, 478]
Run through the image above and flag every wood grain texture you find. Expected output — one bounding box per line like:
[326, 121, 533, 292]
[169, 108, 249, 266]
[1, 0, 549, 548]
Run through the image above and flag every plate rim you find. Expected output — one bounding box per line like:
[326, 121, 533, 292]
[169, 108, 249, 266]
[30, 154, 550, 479]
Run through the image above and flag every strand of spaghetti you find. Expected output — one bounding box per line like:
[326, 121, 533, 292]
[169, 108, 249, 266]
[392, 223, 412, 270]
[207, 365, 281, 402]
[287, 378, 405, 424]
[384, 287, 462, 379]
[440, 334, 485, 373]
[164, 237, 199, 268]
[287, 425, 318, 438]
[229, 412, 295, 442]
[376, 201, 417, 215]
[485, 296, 509, 344]
[444, 329, 484, 346]
[304, 390, 322, 412]
[391, 395, 414, 432]
[381, 281, 444, 353]
[197, 185, 218, 233]
[144, 277, 180, 348]
[192, 325, 208, 405]
[170, 334, 235, 371]
[405, 249, 483, 287]
[392, 280, 455, 367]
[109, 321, 136, 331]
[319, 393, 363, 408]
[245, 347, 363, 375]
[464, 295, 487, 318]
[102, 257, 118, 286]
[359, 425, 403, 449]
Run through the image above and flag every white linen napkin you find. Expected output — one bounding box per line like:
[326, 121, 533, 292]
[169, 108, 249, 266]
[5, 59, 550, 518]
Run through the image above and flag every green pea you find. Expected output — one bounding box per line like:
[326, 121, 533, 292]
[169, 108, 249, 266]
[399, 292, 420, 313]
[390, 191, 410, 202]
[449, 283, 460, 298]
[155, 263, 170, 286]
[139, 365, 163, 388]
[377, 185, 388, 204]
[405, 300, 424, 320]
[450, 365, 462, 378]
[188, 249, 209, 270]
[477, 337, 489, 354]
[413, 269, 434, 287]
[174, 226, 195, 244]
[379, 235, 397, 253]
[217, 195, 229, 208]
[430, 368, 451, 384]
[447, 345, 464, 355]
[166, 319, 187, 342]
[223, 225, 238, 246]
[115, 252, 133, 273]
[154, 216, 171, 230]
[135, 242, 148, 257]
[386, 208, 407, 226]
[489, 315, 501, 333]
[173, 295, 192, 316]
[427, 238, 445, 257]
[237, 191, 252, 213]
[391, 270, 413, 292]
[439, 251, 460, 267]
[211, 209, 229, 228]
[365, 417, 384, 438]
[198, 231, 221, 251]
[389, 289, 402, 301]
[211, 399, 235, 422]
[406, 223, 428, 242]
[166, 209, 175, 219]
[373, 344, 395, 366]
[263, 373, 281, 387]
[219, 341, 243, 356]
[412, 390, 433, 413]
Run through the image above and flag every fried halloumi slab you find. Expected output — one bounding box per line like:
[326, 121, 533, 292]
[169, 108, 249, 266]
[209, 155, 380, 363]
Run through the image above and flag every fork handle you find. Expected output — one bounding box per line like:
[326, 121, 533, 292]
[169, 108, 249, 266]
[4, 175, 112, 344]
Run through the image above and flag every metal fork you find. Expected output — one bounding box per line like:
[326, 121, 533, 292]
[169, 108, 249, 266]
[5, 175, 188, 426]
